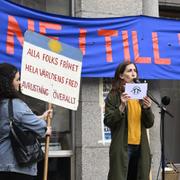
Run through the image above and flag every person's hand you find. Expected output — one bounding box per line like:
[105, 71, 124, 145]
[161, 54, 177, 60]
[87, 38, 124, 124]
[121, 92, 130, 104]
[46, 126, 52, 136]
[119, 92, 130, 112]
[40, 109, 53, 120]
[142, 96, 152, 109]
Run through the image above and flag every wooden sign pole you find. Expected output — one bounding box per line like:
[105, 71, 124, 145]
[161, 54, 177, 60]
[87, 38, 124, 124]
[43, 103, 52, 180]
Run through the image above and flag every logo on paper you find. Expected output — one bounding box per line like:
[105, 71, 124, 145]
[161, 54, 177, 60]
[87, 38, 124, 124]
[131, 86, 141, 95]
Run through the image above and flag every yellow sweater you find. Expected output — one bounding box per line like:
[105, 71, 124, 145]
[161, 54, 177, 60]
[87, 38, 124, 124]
[128, 99, 141, 145]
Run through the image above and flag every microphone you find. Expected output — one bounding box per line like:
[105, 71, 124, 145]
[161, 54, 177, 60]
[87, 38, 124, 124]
[133, 78, 141, 83]
[161, 96, 170, 106]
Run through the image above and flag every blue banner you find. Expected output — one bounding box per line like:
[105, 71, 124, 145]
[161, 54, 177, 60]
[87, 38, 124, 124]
[1, 0, 180, 79]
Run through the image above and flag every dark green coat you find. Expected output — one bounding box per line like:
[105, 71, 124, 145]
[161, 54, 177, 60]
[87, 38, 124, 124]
[104, 91, 154, 180]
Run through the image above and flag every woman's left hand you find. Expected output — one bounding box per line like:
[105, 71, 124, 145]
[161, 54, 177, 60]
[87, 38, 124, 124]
[142, 96, 152, 109]
[46, 126, 52, 136]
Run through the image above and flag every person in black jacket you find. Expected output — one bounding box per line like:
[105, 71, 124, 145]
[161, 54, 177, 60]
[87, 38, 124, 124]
[104, 61, 154, 180]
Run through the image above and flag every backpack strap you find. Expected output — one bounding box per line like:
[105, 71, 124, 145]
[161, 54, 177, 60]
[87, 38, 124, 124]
[8, 99, 27, 152]
[8, 99, 14, 122]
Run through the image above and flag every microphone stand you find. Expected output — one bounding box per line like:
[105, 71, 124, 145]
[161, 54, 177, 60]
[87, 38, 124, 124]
[147, 91, 174, 180]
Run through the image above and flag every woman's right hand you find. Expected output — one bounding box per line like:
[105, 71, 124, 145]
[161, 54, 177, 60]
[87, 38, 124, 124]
[39, 109, 53, 120]
[119, 92, 130, 112]
[121, 92, 130, 104]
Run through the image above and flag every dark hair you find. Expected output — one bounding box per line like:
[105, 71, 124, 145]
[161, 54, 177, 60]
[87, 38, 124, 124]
[0, 63, 21, 100]
[112, 61, 138, 93]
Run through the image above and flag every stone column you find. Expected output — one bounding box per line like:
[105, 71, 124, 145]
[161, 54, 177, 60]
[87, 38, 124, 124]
[142, 0, 159, 17]
[142, 0, 160, 179]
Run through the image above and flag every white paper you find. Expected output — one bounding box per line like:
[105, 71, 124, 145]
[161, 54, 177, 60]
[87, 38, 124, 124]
[125, 83, 148, 99]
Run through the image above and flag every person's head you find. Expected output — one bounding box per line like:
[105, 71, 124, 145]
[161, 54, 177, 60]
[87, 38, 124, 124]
[0, 63, 21, 99]
[112, 61, 138, 92]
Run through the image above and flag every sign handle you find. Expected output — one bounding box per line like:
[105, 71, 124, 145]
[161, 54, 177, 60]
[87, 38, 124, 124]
[43, 103, 52, 180]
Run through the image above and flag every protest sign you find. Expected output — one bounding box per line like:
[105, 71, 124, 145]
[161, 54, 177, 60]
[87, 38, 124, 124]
[21, 31, 83, 110]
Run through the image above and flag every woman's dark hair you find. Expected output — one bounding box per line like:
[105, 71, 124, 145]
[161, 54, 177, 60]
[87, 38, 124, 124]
[112, 61, 138, 93]
[0, 63, 21, 100]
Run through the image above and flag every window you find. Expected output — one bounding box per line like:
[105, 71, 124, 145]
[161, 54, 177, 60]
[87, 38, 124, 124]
[159, 4, 180, 19]
[10, 0, 71, 16]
